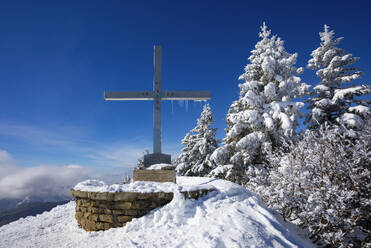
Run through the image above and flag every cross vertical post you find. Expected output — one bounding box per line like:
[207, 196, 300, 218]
[104, 45, 211, 167]
[153, 45, 162, 154]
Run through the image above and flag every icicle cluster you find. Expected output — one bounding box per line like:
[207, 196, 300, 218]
[306, 25, 370, 130]
[175, 104, 219, 176]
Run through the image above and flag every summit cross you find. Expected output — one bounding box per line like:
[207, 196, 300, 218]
[104, 45, 211, 166]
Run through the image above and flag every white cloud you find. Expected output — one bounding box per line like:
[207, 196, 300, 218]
[0, 120, 184, 202]
[66, 164, 83, 169]
[0, 149, 13, 162]
[85, 141, 182, 168]
[85, 145, 146, 168]
[0, 149, 18, 178]
[0, 149, 122, 201]
[0, 121, 183, 169]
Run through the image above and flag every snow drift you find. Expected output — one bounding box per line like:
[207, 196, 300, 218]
[0, 177, 314, 248]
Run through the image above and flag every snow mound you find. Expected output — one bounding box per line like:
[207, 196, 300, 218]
[146, 163, 175, 170]
[73, 178, 215, 193]
[0, 177, 314, 248]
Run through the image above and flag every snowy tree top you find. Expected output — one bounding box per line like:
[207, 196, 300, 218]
[306, 24, 370, 130]
[307, 24, 361, 81]
[259, 22, 271, 39]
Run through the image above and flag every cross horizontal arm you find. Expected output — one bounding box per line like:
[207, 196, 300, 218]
[161, 91, 211, 100]
[104, 91, 154, 100]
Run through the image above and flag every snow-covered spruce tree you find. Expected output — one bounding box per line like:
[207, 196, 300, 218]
[209, 23, 309, 187]
[123, 174, 131, 184]
[175, 104, 219, 176]
[263, 124, 370, 247]
[136, 149, 149, 169]
[306, 25, 370, 130]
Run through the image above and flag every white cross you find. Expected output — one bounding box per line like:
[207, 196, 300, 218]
[104, 45, 210, 156]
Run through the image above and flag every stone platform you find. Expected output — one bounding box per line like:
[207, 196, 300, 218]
[133, 169, 176, 183]
[70, 188, 214, 231]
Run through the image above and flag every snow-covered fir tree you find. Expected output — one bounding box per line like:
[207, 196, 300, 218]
[209, 23, 309, 186]
[123, 174, 131, 184]
[306, 25, 370, 130]
[136, 149, 149, 169]
[175, 104, 219, 176]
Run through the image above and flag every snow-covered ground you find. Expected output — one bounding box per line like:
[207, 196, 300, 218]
[0, 177, 314, 248]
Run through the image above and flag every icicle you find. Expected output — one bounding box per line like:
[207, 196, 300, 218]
[171, 100, 174, 114]
[185, 100, 189, 112]
[193, 100, 206, 108]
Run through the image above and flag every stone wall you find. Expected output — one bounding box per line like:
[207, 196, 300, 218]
[70, 188, 214, 231]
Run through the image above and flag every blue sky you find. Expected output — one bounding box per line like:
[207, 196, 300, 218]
[0, 0, 370, 174]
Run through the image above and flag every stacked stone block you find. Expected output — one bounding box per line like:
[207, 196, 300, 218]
[70, 188, 214, 231]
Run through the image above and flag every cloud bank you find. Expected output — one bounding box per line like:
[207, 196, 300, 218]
[0, 149, 121, 201]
